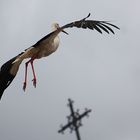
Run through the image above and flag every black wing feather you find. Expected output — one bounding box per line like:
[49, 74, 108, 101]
[95, 23, 110, 34]
[101, 21, 120, 29]
[98, 22, 115, 34]
[0, 57, 16, 100]
[61, 13, 119, 34]
[92, 23, 103, 33]
[0, 55, 22, 100]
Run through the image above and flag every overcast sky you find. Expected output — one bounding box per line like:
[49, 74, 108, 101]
[0, 0, 140, 140]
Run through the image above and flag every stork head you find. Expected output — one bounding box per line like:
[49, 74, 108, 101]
[51, 23, 68, 35]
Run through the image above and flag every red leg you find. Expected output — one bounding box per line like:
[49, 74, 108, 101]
[23, 60, 30, 91]
[30, 60, 37, 88]
[23, 57, 37, 90]
[23, 56, 37, 91]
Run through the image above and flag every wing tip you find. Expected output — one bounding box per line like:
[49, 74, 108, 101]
[83, 13, 91, 20]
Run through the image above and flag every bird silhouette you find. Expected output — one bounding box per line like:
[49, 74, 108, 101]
[0, 13, 119, 100]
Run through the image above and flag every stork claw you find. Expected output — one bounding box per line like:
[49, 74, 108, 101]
[23, 82, 27, 91]
[32, 79, 37, 88]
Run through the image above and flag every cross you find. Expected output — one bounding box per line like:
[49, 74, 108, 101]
[58, 98, 92, 140]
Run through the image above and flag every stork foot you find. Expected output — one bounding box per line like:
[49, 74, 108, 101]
[32, 79, 37, 88]
[23, 82, 27, 91]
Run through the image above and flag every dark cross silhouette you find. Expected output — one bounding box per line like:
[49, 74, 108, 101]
[58, 98, 92, 140]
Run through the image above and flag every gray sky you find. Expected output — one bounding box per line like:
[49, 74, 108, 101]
[0, 0, 140, 140]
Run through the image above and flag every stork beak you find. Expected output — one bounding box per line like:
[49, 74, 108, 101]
[62, 29, 69, 35]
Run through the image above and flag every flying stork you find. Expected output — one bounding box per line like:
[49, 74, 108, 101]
[0, 13, 119, 100]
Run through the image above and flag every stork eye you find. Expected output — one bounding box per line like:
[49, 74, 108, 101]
[56, 23, 59, 28]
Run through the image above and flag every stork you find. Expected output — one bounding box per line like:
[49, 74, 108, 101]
[0, 13, 119, 100]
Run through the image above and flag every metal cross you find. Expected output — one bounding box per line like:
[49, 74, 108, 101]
[58, 98, 92, 140]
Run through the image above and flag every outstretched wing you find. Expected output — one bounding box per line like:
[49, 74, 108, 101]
[0, 53, 23, 100]
[0, 56, 17, 99]
[61, 13, 120, 34]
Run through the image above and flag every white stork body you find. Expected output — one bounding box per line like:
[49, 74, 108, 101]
[36, 32, 60, 58]
[13, 23, 61, 62]
[34, 23, 61, 58]
[0, 13, 119, 100]
[11, 23, 63, 90]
